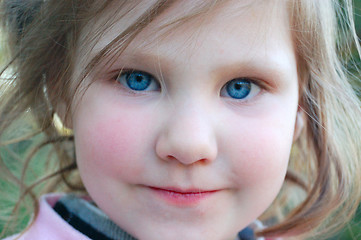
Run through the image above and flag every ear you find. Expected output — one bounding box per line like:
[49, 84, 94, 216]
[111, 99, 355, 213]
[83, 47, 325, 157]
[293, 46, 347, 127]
[293, 109, 304, 142]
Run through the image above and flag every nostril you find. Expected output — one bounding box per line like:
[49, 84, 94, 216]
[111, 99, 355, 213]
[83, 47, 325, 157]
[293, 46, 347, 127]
[166, 155, 177, 160]
[165, 155, 209, 164]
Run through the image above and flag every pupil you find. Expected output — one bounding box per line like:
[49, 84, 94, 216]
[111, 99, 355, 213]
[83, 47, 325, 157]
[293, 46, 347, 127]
[235, 83, 242, 90]
[136, 75, 143, 82]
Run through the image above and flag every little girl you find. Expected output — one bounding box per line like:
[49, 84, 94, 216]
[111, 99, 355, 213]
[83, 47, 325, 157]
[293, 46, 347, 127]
[0, 0, 360, 239]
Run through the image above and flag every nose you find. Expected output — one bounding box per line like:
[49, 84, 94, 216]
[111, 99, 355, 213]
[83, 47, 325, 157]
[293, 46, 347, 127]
[155, 104, 218, 165]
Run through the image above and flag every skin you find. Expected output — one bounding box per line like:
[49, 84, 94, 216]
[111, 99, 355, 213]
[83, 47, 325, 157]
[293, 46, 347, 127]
[69, 1, 300, 239]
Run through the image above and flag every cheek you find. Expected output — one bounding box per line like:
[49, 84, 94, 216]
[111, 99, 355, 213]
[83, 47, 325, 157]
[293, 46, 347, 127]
[223, 112, 295, 188]
[73, 103, 155, 183]
[221, 113, 295, 216]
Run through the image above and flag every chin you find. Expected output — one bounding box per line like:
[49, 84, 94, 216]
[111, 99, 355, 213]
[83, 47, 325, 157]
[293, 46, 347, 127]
[130, 222, 238, 240]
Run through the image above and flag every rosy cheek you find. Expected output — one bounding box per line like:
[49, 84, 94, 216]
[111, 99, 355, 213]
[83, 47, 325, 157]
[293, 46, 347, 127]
[223, 117, 293, 187]
[74, 109, 151, 183]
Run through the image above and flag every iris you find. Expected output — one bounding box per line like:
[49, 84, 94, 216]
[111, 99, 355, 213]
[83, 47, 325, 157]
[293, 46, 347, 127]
[118, 71, 155, 91]
[225, 79, 252, 99]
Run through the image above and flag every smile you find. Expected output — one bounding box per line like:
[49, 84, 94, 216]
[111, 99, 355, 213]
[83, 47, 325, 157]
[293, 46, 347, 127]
[147, 186, 220, 207]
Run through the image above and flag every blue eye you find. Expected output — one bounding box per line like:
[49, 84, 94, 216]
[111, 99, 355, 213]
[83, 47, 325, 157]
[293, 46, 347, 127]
[117, 70, 159, 91]
[221, 78, 260, 100]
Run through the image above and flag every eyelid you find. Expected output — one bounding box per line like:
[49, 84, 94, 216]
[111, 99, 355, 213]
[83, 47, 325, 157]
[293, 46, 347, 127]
[242, 77, 269, 90]
[114, 69, 160, 84]
[239, 76, 274, 94]
[114, 68, 142, 79]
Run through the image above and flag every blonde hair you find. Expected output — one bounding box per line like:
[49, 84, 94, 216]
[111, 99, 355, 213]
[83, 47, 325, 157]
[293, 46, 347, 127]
[0, 0, 360, 239]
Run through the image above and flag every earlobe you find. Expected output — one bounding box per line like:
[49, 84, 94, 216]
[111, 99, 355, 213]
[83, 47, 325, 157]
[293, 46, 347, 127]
[293, 110, 304, 142]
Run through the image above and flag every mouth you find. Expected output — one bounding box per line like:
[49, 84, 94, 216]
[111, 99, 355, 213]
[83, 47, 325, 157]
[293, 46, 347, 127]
[147, 186, 220, 207]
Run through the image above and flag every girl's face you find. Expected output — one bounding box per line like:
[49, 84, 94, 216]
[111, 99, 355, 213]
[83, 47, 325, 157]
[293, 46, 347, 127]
[71, 1, 299, 239]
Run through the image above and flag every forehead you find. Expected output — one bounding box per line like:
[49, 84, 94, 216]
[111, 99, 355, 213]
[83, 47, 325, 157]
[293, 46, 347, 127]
[75, 0, 294, 78]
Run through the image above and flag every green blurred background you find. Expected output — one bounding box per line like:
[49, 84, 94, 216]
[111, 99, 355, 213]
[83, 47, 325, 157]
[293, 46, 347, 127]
[0, 1, 361, 239]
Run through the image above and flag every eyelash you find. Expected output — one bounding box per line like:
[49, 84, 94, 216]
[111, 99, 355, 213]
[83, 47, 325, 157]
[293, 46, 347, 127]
[114, 69, 263, 101]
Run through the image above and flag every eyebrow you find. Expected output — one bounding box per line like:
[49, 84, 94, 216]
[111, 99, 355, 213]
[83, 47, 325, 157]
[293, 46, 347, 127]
[130, 47, 291, 67]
